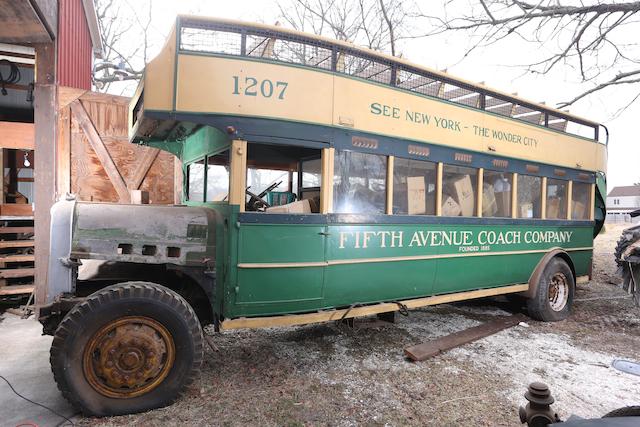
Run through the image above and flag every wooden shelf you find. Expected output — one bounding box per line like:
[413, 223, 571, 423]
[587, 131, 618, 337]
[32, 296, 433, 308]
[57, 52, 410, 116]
[0, 284, 34, 296]
[0, 268, 34, 279]
[0, 240, 34, 248]
[0, 226, 34, 234]
[0, 254, 35, 263]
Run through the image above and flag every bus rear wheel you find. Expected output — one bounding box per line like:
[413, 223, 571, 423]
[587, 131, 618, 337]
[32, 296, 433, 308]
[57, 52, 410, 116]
[527, 258, 575, 322]
[50, 282, 204, 416]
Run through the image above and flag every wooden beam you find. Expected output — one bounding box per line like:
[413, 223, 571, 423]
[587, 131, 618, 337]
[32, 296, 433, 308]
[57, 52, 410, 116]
[0, 122, 35, 149]
[174, 157, 183, 204]
[221, 284, 529, 330]
[34, 41, 56, 307]
[127, 147, 160, 190]
[404, 314, 527, 361]
[56, 105, 71, 196]
[70, 100, 131, 203]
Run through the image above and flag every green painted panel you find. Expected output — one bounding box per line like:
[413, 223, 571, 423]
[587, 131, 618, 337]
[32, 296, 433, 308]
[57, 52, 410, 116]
[224, 220, 595, 318]
[181, 126, 230, 164]
[238, 224, 326, 263]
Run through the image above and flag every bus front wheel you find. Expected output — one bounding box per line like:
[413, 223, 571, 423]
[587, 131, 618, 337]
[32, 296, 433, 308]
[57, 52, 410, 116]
[50, 282, 204, 416]
[527, 258, 575, 322]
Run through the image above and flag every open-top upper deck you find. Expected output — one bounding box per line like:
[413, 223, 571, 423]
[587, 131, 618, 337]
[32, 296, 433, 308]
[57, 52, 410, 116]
[129, 15, 607, 174]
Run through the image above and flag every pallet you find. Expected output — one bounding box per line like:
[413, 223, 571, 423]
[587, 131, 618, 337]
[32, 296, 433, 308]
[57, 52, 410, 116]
[0, 284, 34, 296]
[0, 217, 35, 298]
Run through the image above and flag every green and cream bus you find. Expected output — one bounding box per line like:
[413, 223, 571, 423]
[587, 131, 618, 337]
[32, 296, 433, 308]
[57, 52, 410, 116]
[40, 16, 607, 416]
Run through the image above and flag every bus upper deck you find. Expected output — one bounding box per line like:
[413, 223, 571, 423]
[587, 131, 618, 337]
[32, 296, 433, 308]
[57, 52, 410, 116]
[129, 15, 607, 176]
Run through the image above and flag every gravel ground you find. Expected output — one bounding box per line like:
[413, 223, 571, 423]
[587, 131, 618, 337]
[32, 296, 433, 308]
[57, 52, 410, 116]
[84, 223, 640, 427]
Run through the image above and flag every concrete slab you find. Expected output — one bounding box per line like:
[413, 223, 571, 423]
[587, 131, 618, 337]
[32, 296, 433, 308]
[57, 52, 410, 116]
[0, 313, 76, 427]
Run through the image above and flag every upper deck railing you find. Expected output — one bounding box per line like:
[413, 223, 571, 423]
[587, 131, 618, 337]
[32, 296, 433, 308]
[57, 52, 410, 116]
[176, 16, 601, 142]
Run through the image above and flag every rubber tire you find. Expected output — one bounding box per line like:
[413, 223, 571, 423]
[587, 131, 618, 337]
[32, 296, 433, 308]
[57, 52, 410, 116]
[50, 282, 204, 416]
[527, 258, 575, 322]
[603, 406, 640, 418]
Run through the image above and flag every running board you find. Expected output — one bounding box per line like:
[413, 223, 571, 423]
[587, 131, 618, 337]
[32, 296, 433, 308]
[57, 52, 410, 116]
[221, 283, 529, 330]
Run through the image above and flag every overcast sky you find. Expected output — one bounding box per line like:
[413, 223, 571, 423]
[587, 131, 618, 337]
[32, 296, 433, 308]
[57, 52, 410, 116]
[109, 0, 638, 190]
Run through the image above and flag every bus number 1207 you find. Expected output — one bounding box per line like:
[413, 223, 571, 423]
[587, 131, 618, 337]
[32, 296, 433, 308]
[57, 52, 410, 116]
[232, 76, 288, 100]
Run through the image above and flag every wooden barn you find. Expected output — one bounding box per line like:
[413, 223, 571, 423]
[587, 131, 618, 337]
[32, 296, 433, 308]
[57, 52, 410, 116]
[0, 0, 176, 304]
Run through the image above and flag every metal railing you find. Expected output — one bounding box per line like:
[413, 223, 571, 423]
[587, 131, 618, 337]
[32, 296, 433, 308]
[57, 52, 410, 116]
[177, 17, 600, 142]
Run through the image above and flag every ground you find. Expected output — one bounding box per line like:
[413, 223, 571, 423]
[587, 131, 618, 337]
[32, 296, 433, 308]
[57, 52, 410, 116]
[1, 223, 639, 426]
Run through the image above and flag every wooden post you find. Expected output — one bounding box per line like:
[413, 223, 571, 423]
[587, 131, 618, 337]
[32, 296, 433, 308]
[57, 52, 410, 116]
[56, 106, 71, 197]
[567, 180, 573, 220]
[511, 173, 518, 219]
[228, 139, 247, 211]
[476, 168, 483, 217]
[34, 42, 57, 307]
[386, 156, 394, 215]
[436, 162, 443, 216]
[589, 183, 596, 221]
[174, 157, 184, 204]
[320, 147, 334, 214]
[541, 177, 547, 219]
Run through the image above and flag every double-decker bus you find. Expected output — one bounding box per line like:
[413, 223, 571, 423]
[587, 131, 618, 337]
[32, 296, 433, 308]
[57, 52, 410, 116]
[40, 16, 607, 416]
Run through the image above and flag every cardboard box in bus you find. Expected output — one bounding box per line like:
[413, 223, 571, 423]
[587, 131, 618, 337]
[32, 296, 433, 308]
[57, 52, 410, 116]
[442, 196, 461, 216]
[547, 197, 561, 218]
[266, 199, 311, 214]
[453, 175, 475, 216]
[495, 191, 511, 216]
[482, 184, 498, 217]
[407, 176, 426, 215]
[572, 200, 586, 219]
[520, 202, 533, 218]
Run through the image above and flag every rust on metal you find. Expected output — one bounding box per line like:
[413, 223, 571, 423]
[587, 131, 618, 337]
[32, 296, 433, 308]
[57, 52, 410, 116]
[83, 316, 175, 398]
[404, 313, 527, 362]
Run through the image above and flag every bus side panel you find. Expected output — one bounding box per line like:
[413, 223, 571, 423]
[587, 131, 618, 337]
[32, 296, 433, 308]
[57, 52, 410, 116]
[323, 224, 437, 307]
[231, 223, 326, 316]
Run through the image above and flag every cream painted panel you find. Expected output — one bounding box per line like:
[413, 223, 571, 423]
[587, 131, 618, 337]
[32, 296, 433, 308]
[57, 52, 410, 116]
[176, 55, 334, 125]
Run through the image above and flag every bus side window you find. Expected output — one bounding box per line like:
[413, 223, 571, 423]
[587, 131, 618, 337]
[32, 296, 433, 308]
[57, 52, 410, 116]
[333, 151, 387, 214]
[517, 175, 542, 218]
[546, 178, 568, 219]
[187, 159, 205, 202]
[393, 158, 437, 215]
[206, 151, 230, 202]
[572, 181, 591, 220]
[441, 165, 478, 217]
[483, 170, 512, 218]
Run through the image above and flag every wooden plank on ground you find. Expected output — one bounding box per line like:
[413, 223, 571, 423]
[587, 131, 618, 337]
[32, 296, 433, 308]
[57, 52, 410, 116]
[0, 268, 35, 278]
[404, 313, 528, 362]
[0, 255, 35, 263]
[70, 100, 130, 203]
[0, 284, 34, 296]
[0, 227, 34, 234]
[0, 240, 34, 248]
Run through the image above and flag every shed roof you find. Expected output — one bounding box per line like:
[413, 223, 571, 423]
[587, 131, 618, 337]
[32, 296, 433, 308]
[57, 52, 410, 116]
[608, 186, 640, 197]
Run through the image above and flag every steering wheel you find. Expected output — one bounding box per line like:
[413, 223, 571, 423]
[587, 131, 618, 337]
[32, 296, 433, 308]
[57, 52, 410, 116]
[245, 187, 270, 211]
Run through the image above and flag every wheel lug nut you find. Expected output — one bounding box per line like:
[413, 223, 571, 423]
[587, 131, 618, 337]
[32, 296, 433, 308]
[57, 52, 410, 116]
[106, 361, 114, 368]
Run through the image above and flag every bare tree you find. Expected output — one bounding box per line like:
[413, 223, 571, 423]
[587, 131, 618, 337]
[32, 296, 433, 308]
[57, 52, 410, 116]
[94, 0, 155, 92]
[276, 0, 410, 56]
[421, 1, 640, 109]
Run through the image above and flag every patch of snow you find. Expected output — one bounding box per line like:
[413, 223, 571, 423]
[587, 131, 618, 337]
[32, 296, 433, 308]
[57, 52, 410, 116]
[452, 328, 640, 419]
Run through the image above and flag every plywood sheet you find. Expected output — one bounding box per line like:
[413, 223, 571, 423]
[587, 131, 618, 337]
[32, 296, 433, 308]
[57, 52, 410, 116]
[69, 92, 175, 204]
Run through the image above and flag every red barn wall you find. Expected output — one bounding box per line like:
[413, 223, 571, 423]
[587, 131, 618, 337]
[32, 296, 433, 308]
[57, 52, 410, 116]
[57, 0, 93, 90]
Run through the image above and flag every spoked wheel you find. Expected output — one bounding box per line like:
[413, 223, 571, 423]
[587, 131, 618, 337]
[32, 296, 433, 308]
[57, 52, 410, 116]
[51, 282, 203, 416]
[527, 258, 575, 322]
